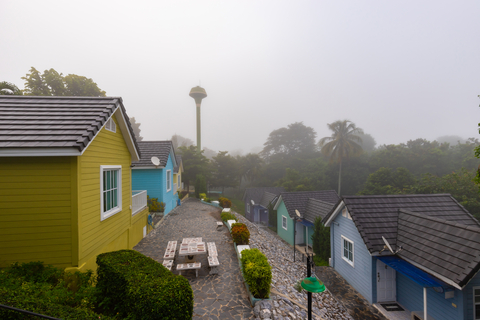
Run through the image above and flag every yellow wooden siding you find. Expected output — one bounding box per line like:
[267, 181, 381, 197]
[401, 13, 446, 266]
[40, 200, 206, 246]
[77, 115, 134, 268]
[130, 206, 150, 249]
[0, 157, 73, 268]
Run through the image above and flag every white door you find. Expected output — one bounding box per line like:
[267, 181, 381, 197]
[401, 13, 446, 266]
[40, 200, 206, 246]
[377, 259, 396, 302]
[295, 222, 304, 244]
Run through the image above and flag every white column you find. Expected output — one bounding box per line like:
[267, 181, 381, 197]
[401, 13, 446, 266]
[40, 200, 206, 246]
[424, 287, 427, 320]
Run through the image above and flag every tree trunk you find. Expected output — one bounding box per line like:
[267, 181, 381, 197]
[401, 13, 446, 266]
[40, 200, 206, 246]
[338, 160, 342, 196]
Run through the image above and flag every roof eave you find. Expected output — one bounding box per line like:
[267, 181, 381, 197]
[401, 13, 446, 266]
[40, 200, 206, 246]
[0, 148, 82, 157]
[324, 200, 345, 226]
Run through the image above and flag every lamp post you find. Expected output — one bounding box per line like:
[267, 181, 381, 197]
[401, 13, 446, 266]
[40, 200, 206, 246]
[301, 253, 325, 320]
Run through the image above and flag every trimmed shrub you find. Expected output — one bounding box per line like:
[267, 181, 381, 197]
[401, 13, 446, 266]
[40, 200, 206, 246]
[0, 262, 112, 320]
[240, 248, 272, 299]
[218, 197, 232, 208]
[199, 193, 207, 200]
[96, 250, 193, 320]
[221, 212, 238, 223]
[147, 195, 165, 212]
[231, 223, 250, 245]
[312, 216, 330, 264]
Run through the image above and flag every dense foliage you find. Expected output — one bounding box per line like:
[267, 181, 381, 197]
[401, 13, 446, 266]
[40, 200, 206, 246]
[218, 197, 232, 208]
[239, 248, 272, 299]
[311, 217, 330, 264]
[221, 211, 238, 222]
[194, 174, 207, 198]
[147, 195, 165, 212]
[231, 223, 250, 245]
[0, 262, 112, 320]
[96, 250, 193, 320]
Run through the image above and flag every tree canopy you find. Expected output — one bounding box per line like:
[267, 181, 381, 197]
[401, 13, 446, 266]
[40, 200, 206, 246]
[0, 81, 22, 95]
[177, 145, 209, 191]
[22, 67, 106, 97]
[129, 117, 143, 141]
[210, 151, 239, 191]
[261, 122, 317, 161]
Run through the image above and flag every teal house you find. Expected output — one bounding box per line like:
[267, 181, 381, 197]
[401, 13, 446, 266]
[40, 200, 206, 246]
[132, 141, 179, 215]
[273, 191, 339, 248]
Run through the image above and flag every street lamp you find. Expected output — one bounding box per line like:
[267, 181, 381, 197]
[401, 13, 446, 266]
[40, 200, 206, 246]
[301, 253, 325, 320]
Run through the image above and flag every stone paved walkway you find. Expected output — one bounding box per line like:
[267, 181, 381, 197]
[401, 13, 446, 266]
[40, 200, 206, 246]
[134, 198, 253, 319]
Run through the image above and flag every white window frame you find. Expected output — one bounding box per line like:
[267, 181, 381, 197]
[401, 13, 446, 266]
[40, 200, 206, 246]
[166, 170, 172, 191]
[282, 215, 288, 230]
[474, 286, 480, 319]
[100, 165, 122, 221]
[247, 203, 250, 213]
[105, 118, 116, 133]
[341, 235, 354, 267]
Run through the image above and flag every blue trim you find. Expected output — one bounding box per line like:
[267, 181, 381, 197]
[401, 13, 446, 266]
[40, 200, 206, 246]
[299, 219, 314, 227]
[377, 256, 450, 289]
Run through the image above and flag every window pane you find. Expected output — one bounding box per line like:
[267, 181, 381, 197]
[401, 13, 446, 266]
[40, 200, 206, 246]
[476, 305, 480, 319]
[349, 251, 353, 261]
[106, 171, 111, 189]
[349, 242, 352, 252]
[106, 191, 111, 211]
[113, 170, 117, 188]
[103, 192, 107, 212]
[113, 188, 117, 207]
[475, 296, 480, 303]
[476, 289, 480, 296]
[103, 172, 107, 191]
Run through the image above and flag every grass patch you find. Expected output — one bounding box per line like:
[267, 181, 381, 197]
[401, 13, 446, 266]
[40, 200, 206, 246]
[229, 197, 245, 216]
[313, 255, 329, 266]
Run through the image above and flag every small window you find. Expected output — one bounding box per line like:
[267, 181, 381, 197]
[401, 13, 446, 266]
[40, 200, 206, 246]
[100, 165, 122, 221]
[247, 203, 250, 213]
[166, 170, 172, 191]
[105, 118, 116, 133]
[342, 235, 354, 266]
[282, 215, 288, 230]
[474, 287, 480, 319]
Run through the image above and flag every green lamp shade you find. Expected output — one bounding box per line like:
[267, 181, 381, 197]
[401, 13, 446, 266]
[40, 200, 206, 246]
[301, 277, 325, 293]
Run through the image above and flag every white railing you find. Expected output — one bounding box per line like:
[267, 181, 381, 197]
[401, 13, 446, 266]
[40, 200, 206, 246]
[173, 183, 177, 195]
[132, 190, 147, 215]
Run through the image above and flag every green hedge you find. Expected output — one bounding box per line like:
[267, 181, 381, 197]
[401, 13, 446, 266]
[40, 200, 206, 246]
[239, 248, 272, 299]
[0, 261, 113, 320]
[96, 250, 193, 320]
[221, 212, 238, 222]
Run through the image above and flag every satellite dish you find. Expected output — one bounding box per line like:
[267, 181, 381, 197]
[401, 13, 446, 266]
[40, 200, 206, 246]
[251, 200, 255, 205]
[382, 236, 394, 254]
[151, 156, 160, 166]
[295, 209, 301, 219]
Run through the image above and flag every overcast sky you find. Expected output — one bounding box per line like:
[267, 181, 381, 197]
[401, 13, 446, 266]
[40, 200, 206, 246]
[2, 1, 480, 155]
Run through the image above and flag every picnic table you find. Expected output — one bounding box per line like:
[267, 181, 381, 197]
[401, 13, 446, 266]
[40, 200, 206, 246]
[179, 239, 206, 262]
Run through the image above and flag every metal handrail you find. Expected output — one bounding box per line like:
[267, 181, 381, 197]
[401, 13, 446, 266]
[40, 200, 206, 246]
[0, 303, 61, 320]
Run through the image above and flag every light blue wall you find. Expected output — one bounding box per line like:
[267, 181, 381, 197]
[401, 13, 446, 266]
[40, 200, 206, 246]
[306, 225, 314, 247]
[397, 272, 463, 319]
[331, 207, 374, 303]
[462, 272, 480, 319]
[277, 201, 294, 245]
[132, 153, 178, 216]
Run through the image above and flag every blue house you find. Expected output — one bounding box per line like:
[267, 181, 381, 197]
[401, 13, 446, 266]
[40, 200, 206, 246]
[243, 187, 284, 225]
[323, 194, 480, 320]
[273, 191, 339, 248]
[131, 141, 179, 215]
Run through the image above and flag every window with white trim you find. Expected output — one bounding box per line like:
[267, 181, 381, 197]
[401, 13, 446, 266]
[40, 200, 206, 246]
[247, 204, 250, 213]
[105, 118, 116, 132]
[100, 165, 122, 221]
[166, 170, 172, 191]
[342, 235, 354, 266]
[474, 287, 480, 319]
[282, 215, 288, 230]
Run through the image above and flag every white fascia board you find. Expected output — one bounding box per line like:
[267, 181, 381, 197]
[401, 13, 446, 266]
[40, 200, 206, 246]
[324, 200, 345, 227]
[114, 105, 140, 162]
[0, 148, 81, 157]
[132, 166, 165, 170]
[273, 195, 283, 210]
[399, 255, 462, 290]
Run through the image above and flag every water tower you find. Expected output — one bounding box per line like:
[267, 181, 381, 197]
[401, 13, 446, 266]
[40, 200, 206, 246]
[189, 86, 207, 151]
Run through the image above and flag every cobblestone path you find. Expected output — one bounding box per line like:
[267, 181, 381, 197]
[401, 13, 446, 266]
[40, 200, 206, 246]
[134, 198, 254, 319]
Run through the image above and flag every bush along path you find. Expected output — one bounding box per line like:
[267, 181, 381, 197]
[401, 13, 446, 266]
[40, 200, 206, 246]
[231, 211, 355, 320]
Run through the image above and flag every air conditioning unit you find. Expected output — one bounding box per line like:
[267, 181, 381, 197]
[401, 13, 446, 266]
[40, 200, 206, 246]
[411, 311, 436, 320]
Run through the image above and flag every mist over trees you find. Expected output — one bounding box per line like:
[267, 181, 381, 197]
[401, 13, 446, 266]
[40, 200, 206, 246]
[129, 117, 143, 141]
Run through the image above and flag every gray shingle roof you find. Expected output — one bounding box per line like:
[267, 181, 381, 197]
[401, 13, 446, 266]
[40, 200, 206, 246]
[0, 95, 139, 156]
[280, 191, 340, 220]
[259, 192, 279, 208]
[243, 187, 285, 205]
[324, 194, 480, 255]
[396, 209, 480, 288]
[132, 141, 175, 167]
[304, 199, 335, 224]
[174, 155, 182, 173]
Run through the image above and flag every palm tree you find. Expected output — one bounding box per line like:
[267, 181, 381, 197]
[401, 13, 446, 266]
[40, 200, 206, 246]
[0, 81, 22, 95]
[319, 120, 364, 195]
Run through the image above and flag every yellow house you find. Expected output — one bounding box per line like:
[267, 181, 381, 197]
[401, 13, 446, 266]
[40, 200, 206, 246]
[174, 154, 184, 194]
[0, 96, 150, 272]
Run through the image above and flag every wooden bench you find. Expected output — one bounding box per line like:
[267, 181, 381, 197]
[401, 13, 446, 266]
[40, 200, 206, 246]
[207, 242, 218, 257]
[163, 241, 177, 260]
[176, 262, 201, 277]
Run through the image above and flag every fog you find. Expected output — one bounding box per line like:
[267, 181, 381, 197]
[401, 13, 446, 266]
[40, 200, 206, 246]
[1, 1, 480, 154]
